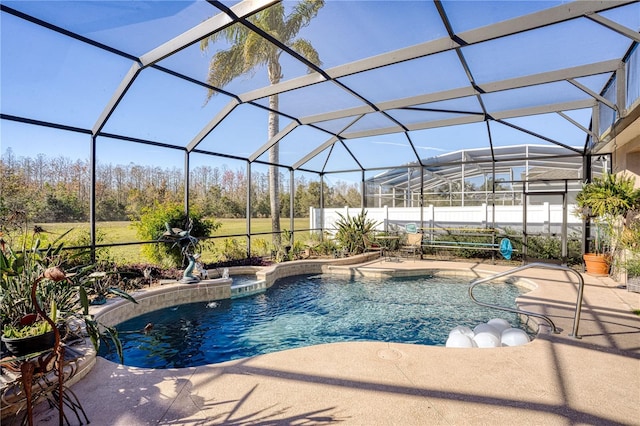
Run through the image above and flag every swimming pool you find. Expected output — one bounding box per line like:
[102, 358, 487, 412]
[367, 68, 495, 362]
[99, 274, 528, 368]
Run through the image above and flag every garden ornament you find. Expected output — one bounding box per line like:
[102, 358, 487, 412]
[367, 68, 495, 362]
[161, 219, 201, 284]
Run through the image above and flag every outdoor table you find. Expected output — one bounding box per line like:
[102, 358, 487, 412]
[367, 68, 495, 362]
[375, 235, 400, 262]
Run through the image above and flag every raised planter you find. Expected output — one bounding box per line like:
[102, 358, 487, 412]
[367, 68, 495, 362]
[628, 276, 640, 293]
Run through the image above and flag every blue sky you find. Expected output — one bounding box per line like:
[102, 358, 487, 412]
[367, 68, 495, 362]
[1, 1, 636, 175]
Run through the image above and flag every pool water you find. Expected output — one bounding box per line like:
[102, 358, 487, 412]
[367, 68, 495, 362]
[99, 274, 527, 368]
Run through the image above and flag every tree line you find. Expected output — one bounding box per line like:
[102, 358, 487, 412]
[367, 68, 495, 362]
[0, 149, 361, 223]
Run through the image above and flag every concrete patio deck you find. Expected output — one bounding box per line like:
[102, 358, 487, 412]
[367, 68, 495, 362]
[27, 260, 640, 425]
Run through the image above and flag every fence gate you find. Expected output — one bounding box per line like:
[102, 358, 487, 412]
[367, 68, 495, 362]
[522, 187, 569, 265]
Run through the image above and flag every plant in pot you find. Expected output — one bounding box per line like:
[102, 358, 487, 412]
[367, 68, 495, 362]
[1, 300, 61, 357]
[575, 172, 640, 275]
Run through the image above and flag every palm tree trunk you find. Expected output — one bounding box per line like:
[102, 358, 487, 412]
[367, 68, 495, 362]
[268, 94, 281, 247]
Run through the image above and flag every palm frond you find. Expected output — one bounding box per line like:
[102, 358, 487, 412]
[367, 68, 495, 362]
[290, 38, 322, 69]
[283, 0, 325, 41]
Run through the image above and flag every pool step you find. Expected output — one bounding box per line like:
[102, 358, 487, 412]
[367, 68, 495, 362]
[230, 279, 267, 299]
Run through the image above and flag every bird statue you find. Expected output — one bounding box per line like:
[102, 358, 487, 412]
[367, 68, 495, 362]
[159, 219, 200, 284]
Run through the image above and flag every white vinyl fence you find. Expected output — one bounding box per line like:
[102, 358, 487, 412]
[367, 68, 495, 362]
[310, 203, 582, 235]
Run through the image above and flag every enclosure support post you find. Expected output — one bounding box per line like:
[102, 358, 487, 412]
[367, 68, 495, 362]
[562, 180, 568, 265]
[89, 135, 97, 263]
[510, 168, 514, 205]
[461, 156, 465, 207]
[616, 62, 627, 119]
[491, 162, 496, 263]
[522, 183, 528, 262]
[320, 173, 325, 237]
[583, 154, 592, 255]
[184, 151, 190, 218]
[246, 161, 252, 258]
[361, 169, 366, 209]
[420, 166, 424, 231]
[407, 169, 411, 207]
[290, 169, 295, 246]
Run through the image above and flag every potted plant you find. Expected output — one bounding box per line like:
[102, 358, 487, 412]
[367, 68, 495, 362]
[582, 223, 611, 275]
[1, 301, 58, 357]
[575, 173, 640, 275]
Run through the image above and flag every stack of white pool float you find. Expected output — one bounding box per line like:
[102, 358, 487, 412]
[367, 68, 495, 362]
[446, 318, 531, 348]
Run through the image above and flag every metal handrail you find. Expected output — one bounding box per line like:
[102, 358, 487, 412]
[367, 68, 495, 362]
[469, 262, 586, 338]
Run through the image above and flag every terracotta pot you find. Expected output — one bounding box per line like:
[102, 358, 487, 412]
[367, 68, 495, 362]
[583, 253, 610, 276]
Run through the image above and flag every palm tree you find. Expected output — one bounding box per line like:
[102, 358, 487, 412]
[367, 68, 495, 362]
[576, 172, 640, 254]
[200, 1, 324, 247]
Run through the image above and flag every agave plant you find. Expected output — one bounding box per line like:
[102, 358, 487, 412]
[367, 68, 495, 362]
[333, 210, 379, 255]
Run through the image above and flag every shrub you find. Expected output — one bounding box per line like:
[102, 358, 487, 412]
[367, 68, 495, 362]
[524, 234, 582, 265]
[250, 238, 272, 257]
[312, 238, 338, 256]
[217, 238, 247, 262]
[133, 202, 220, 267]
[501, 230, 582, 265]
[65, 228, 111, 265]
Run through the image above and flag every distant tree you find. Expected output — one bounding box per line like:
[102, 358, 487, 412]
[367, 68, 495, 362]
[200, 0, 324, 246]
[294, 180, 322, 216]
[96, 198, 127, 221]
[42, 189, 85, 222]
[433, 180, 479, 206]
[279, 192, 291, 217]
[326, 181, 361, 208]
[479, 177, 509, 192]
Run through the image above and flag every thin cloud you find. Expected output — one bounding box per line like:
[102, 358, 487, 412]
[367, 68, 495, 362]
[416, 146, 447, 152]
[371, 141, 407, 147]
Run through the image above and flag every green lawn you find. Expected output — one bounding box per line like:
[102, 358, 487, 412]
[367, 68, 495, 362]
[34, 218, 313, 265]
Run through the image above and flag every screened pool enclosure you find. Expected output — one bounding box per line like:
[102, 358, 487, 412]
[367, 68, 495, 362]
[1, 0, 639, 264]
